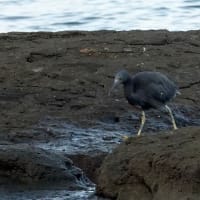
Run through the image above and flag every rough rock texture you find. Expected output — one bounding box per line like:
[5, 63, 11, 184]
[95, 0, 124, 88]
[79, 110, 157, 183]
[96, 127, 200, 200]
[0, 30, 200, 133]
[69, 153, 107, 182]
[0, 30, 200, 199]
[0, 144, 88, 189]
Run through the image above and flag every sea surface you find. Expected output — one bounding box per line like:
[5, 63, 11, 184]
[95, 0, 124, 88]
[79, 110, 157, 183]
[0, 0, 200, 32]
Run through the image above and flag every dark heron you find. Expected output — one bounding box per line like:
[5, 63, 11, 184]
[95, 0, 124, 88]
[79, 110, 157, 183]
[109, 70, 179, 136]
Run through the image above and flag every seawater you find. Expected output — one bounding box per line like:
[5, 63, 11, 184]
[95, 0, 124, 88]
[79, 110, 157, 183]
[0, 0, 200, 32]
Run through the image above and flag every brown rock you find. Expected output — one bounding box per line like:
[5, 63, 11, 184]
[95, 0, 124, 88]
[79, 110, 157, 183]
[96, 127, 200, 200]
[0, 30, 200, 133]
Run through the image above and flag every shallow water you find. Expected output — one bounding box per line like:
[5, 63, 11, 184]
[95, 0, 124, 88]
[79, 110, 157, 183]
[3, 104, 200, 199]
[11, 104, 200, 155]
[0, 0, 200, 32]
[0, 187, 95, 200]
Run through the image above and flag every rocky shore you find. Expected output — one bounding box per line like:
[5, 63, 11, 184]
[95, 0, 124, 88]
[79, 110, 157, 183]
[96, 127, 200, 200]
[0, 30, 200, 199]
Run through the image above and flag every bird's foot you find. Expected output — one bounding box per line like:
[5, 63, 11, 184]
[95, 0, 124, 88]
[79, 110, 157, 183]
[174, 126, 178, 130]
[173, 123, 178, 130]
[170, 126, 177, 134]
[137, 131, 142, 136]
[122, 135, 129, 141]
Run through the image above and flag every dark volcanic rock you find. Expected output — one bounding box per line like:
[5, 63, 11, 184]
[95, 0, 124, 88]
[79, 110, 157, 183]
[0, 144, 89, 189]
[96, 127, 200, 200]
[0, 30, 199, 199]
[0, 30, 200, 133]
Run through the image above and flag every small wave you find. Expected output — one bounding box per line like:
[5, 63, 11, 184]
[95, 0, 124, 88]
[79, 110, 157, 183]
[0, 0, 199, 32]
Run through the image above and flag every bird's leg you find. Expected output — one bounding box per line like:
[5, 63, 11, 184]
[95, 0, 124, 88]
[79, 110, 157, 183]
[137, 111, 146, 136]
[165, 105, 178, 130]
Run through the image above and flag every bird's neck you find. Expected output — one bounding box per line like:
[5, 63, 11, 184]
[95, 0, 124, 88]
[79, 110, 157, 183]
[123, 79, 139, 105]
[124, 79, 133, 98]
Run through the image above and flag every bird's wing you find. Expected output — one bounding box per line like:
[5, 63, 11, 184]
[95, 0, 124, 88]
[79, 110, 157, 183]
[143, 82, 175, 108]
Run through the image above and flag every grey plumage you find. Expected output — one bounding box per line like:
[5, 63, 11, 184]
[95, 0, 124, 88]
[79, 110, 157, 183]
[109, 70, 179, 136]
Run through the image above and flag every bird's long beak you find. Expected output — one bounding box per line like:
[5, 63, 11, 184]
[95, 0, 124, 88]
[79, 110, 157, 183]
[108, 78, 120, 96]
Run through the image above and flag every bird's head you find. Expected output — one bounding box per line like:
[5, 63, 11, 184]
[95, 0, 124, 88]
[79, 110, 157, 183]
[108, 70, 130, 96]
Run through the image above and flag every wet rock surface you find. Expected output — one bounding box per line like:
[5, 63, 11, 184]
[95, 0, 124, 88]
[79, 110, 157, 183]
[0, 30, 199, 199]
[0, 144, 90, 189]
